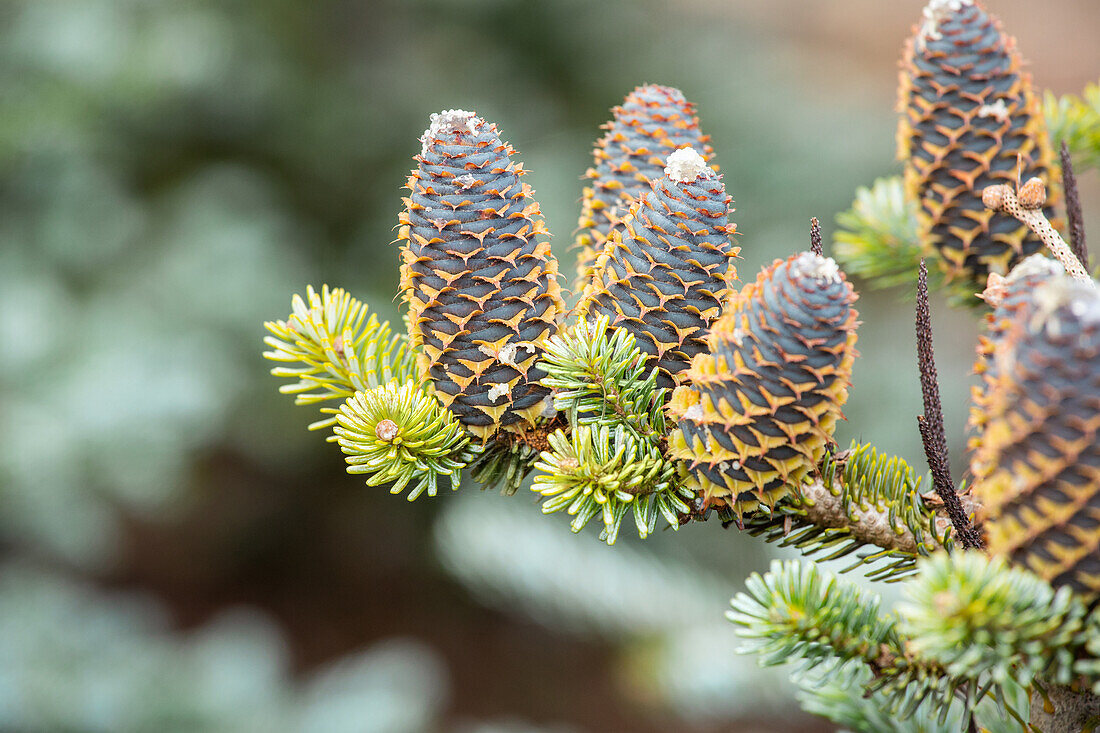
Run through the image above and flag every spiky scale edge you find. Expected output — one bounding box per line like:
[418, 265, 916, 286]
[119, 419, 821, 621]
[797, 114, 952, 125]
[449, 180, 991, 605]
[398, 110, 564, 440]
[968, 254, 1064, 452]
[971, 276, 1100, 598]
[574, 84, 715, 289]
[668, 252, 859, 518]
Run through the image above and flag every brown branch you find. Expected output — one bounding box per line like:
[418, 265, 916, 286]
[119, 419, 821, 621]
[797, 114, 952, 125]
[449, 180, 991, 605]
[810, 216, 823, 256]
[1061, 139, 1089, 271]
[915, 260, 984, 550]
[983, 182, 1093, 284]
[799, 477, 951, 554]
[501, 413, 567, 454]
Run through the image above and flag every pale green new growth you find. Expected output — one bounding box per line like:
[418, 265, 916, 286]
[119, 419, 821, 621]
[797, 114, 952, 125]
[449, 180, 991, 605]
[534, 315, 691, 544]
[263, 285, 417, 430]
[833, 177, 990, 306]
[540, 315, 666, 440]
[333, 382, 470, 500]
[834, 176, 922, 290]
[533, 424, 686, 545]
[264, 287, 466, 500]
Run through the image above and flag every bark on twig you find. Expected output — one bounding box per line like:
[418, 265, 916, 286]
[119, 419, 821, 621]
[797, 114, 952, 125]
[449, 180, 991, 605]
[983, 182, 1093, 285]
[800, 478, 951, 554]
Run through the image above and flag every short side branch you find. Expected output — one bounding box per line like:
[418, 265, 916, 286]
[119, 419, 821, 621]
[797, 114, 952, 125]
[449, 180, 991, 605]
[983, 181, 1093, 284]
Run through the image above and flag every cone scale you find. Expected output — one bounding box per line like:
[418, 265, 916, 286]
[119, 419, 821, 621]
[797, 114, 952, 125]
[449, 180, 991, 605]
[576, 147, 738, 390]
[398, 110, 564, 439]
[968, 254, 1064, 451]
[971, 278, 1100, 598]
[897, 0, 1059, 280]
[668, 252, 859, 517]
[574, 84, 715, 288]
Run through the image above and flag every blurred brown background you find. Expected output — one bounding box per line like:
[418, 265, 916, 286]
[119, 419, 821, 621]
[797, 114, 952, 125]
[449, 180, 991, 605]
[0, 1, 1096, 731]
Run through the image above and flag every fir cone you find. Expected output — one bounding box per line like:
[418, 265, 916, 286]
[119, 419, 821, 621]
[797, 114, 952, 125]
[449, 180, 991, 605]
[576, 147, 738, 390]
[667, 252, 859, 517]
[971, 277, 1100, 597]
[897, 0, 1059, 281]
[398, 110, 564, 440]
[968, 254, 1064, 450]
[574, 84, 715, 289]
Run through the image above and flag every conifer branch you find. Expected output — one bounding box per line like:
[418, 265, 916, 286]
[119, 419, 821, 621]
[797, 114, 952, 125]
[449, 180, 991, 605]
[727, 557, 1100, 728]
[256, 85, 1100, 731]
[792, 661, 1015, 733]
[834, 177, 923, 291]
[1061, 139, 1090, 270]
[539, 315, 667, 442]
[535, 315, 690, 542]
[898, 553, 1086, 690]
[728, 560, 974, 722]
[915, 262, 983, 550]
[728, 560, 904, 673]
[263, 285, 417, 430]
[741, 443, 952, 582]
[465, 439, 540, 498]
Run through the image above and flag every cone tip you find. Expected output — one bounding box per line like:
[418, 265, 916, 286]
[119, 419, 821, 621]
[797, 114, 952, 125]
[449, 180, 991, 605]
[421, 109, 481, 154]
[664, 147, 712, 183]
[918, 0, 974, 46]
[792, 251, 842, 284]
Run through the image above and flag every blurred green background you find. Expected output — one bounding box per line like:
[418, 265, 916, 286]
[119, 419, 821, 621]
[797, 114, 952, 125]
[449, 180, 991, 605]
[1, 1, 1097, 731]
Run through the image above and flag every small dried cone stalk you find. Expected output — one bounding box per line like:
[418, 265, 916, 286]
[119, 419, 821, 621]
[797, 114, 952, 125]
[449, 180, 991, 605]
[574, 84, 715, 288]
[897, 0, 1059, 280]
[576, 147, 739, 390]
[968, 254, 1064, 452]
[399, 110, 564, 440]
[667, 252, 859, 518]
[971, 277, 1100, 597]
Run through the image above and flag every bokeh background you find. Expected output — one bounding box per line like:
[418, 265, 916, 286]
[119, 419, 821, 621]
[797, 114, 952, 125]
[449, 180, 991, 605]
[2, 1, 1098, 731]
